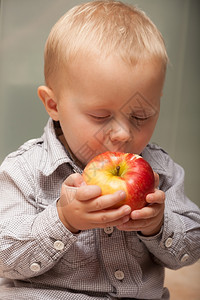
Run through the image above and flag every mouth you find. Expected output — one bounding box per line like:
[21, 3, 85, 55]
[102, 144, 127, 154]
[107, 141, 128, 153]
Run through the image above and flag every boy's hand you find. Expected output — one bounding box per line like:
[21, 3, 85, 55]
[116, 173, 165, 236]
[57, 173, 132, 233]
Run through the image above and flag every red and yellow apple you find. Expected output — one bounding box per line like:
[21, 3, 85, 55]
[82, 151, 155, 211]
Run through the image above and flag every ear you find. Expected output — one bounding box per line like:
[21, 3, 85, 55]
[37, 86, 59, 121]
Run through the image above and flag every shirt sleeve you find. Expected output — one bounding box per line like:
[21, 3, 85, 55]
[138, 150, 200, 269]
[0, 153, 77, 280]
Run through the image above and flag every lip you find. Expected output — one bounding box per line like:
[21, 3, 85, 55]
[92, 143, 128, 158]
[107, 146, 127, 153]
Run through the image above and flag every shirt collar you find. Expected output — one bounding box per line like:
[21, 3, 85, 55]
[142, 144, 168, 175]
[39, 118, 83, 176]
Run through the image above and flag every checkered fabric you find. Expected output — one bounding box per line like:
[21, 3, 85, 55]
[0, 118, 199, 299]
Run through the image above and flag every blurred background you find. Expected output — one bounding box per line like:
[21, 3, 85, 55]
[0, 0, 199, 207]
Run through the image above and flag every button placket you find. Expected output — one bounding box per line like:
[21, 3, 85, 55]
[99, 229, 137, 297]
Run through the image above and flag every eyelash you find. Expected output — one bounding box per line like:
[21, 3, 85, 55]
[130, 115, 149, 122]
[89, 114, 150, 123]
[90, 115, 111, 120]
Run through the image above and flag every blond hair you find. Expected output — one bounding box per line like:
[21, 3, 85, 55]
[44, 0, 168, 87]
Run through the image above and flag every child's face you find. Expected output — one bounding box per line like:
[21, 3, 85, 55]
[52, 55, 165, 166]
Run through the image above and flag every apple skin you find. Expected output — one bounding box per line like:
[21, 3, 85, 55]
[82, 151, 155, 211]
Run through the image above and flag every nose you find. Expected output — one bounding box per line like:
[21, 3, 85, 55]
[109, 119, 132, 143]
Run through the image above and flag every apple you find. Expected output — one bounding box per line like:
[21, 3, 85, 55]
[82, 151, 155, 211]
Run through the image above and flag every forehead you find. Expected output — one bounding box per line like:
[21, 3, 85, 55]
[55, 54, 165, 116]
[72, 54, 163, 90]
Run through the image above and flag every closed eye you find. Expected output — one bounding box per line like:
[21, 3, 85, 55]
[89, 114, 111, 121]
[130, 115, 149, 122]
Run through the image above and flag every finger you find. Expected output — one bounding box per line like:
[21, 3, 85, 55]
[117, 219, 148, 232]
[76, 185, 102, 201]
[131, 203, 163, 220]
[89, 204, 131, 225]
[146, 189, 165, 204]
[119, 211, 164, 234]
[154, 172, 159, 188]
[86, 190, 127, 212]
[92, 214, 131, 229]
[63, 173, 85, 188]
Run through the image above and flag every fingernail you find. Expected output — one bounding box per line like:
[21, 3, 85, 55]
[146, 194, 153, 201]
[119, 191, 126, 198]
[124, 205, 131, 213]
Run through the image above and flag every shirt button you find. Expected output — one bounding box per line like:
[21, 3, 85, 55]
[181, 254, 189, 263]
[30, 262, 41, 272]
[165, 237, 173, 248]
[53, 240, 65, 251]
[104, 227, 114, 234]
[114, 270, 125, 280]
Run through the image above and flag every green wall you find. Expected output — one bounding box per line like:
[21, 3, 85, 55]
[0, 0, 199, 207]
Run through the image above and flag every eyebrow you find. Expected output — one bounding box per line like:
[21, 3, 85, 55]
[129, 107, 156, 115]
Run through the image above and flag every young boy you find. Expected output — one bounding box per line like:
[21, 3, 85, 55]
[0, 1, 199, 299]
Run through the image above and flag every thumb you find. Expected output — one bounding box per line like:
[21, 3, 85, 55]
[63, 173, 86, 188]
[154, 172, 159, 189]
[60, 173, 85, 205]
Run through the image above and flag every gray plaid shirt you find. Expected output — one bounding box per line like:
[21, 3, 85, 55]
[0, 118, 199, 300]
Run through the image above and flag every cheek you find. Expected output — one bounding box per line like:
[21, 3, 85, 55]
[131, 120, 157, 151]
[143, 118, 158, 139]
[61, 115, 100, 149]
